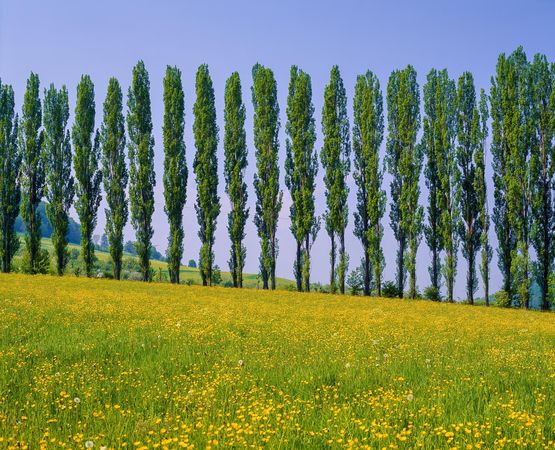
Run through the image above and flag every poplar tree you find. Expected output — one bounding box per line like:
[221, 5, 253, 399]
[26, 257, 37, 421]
[422, 70, 443, 295]
[0, 80, 20, 273]
[43, 84, 74, 275]
[476, 89, 491, 305]
[285, 66, 319, 292]
[19, 73, 45, 274]
[224, 72, 248, 288]
[127, 61, 156, 282]
[252, 63, 282, 290]
[490, 53, 517, 303]
[193, 64, 220, 286]
[321, 65, 350, 294]
[456, 72, 481, 304]
[434, 70, 459, 303]
[101, 77, 128, 280]
[386, 66, 422, 298]
[491, 48, 530, 307]
[352, 70, 385, 296]
[529, 54, 555, 311]
[73, 75, 102, 277]
[163, 66, 187, 284]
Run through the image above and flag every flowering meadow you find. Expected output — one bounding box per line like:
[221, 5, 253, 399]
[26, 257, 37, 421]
[0, 274, 554, 449]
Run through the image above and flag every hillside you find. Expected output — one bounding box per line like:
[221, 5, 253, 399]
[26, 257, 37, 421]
[13, 237, 292, 289]
[0, 274, 553, 448]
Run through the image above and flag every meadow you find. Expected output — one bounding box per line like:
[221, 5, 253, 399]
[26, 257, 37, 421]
[0, 274, 554, 449]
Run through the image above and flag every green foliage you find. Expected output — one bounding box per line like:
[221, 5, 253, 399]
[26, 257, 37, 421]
[456, 72, 482, 304]
[386, 66, 422, 299]
[429, 69, 459, 303]
[21, 247, 50, 274]
[0, 80, 21, 273]
[188, 259, 197, 269]
[493, 290, 511, 308]
[212, 264, 222, 286]
[73, 75, 102, 278]
[19, 72, 46, 275]
[285, 66, 319, 292]
[43, 84, 74, 275]
[476, 89, 492, 306]
[381, 280, 400, 298]
[224, 72, 248, 288]
[423, 285, 441, 301]
[101, 78, 128, 280]
[422, 70, 443, 292]
[529, 54, 555, 311]
[353, 70, 385, 296]
[346, 266, 363, 296]
[163, 66, 188, 284]
[193, 64, 220, 286]
[252, 63, 282, 290]
[490, 51, 521, 301]
[321, 66, 350, 294]
[127, 61, 156, 282]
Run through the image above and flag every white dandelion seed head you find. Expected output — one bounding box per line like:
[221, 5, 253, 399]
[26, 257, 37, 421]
[407, 393, 414, 401]
[345, 362, 351, 369]
[85, 441, 94, 448]
[238, 359, 244, 367]
[55, 372, 60, 377]
[73, 397, 81, 404]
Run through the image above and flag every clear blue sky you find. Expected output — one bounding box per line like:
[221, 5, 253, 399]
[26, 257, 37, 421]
[1, 0, 554, 297]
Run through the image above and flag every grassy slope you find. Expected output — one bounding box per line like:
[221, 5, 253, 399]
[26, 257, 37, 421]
[14, 237, 292, 289]
[0, 273, 553, 448]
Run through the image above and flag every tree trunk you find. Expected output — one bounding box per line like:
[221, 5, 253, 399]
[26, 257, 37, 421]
[363, 246, 370, 296]
[304, 234, 310, 292]
[329, 232, 336, 294]
[295, 240, 302, 292]
[467, 245, 475, 305]
[339, 231, 346, 295]
[397, 235, 405, 298]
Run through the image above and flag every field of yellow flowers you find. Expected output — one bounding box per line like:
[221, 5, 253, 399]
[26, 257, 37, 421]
[0, 274, 554, 449]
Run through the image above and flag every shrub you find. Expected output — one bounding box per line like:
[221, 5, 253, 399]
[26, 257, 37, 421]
[21, 248, 50, 274]
[494, 290, 511, 308]
[423, 285, 441, 301]
[188, 259, 197, 268]
[382, 281, 400, 298]
[347, 269, 363, 296]
[212, 265, 222, 285]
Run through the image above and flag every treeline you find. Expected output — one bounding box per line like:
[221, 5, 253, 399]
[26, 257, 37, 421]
[1, 47, 554, 310]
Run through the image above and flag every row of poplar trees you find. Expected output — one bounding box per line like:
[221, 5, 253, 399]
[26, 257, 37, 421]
[0, 47, 554, 309]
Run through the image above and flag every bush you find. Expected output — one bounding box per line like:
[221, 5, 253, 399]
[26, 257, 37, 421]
[382, 281, 400, 298]
[223, 280, 233, 288]
[212, 265, 222, 285]
[423, 285, 441, 301]
[21, 248, 50, 274]
[347, 269, 363, 296]
[494, 290, 511, 307]
[184, 278, 195, 286]
[187, 259, 197, 268]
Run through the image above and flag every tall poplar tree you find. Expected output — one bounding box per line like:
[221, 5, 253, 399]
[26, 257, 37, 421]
[163, 66, 188, 284]
[285, 66, 319, 292]
[224, 72, 248, 288]
[19, 72, 45, 274]
[422, 69, 443, 295]
[490, 53, 517, 302]
[530, 54, 555, 311]
[491, 48, 530, 306]
[352, 70, 385, 296]
[101, 77, 128, 280]
[386, 66, 422, 298]
[127, 61, 156, 282]
[73, 75, 102, 277]
[456, 72, 482, 304]
[252, 63, 282, 290]
[476, 89, 492, 305]
[0, 80, 21, 273]
[321, 65, 350, 294]
[193, 64, 220, 286]
[44, 84, 74, 275]
[434, 70, 459, 303]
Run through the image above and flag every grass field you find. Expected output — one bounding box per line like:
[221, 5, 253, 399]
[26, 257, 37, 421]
[13, 237, 292, 289]
[0, 274, 554, 449]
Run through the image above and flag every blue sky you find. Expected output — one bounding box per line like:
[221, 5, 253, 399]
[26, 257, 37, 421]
[1, 0, 554, 297]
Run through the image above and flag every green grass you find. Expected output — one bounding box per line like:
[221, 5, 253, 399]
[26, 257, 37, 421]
[0, 273, 553, 448]
[13, 236, 292, 289]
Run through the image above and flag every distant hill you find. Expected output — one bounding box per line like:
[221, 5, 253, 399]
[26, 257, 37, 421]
[15, 201, 81, 244]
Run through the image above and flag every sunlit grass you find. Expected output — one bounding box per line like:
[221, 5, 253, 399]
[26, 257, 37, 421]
[0, 273, 553, 448]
